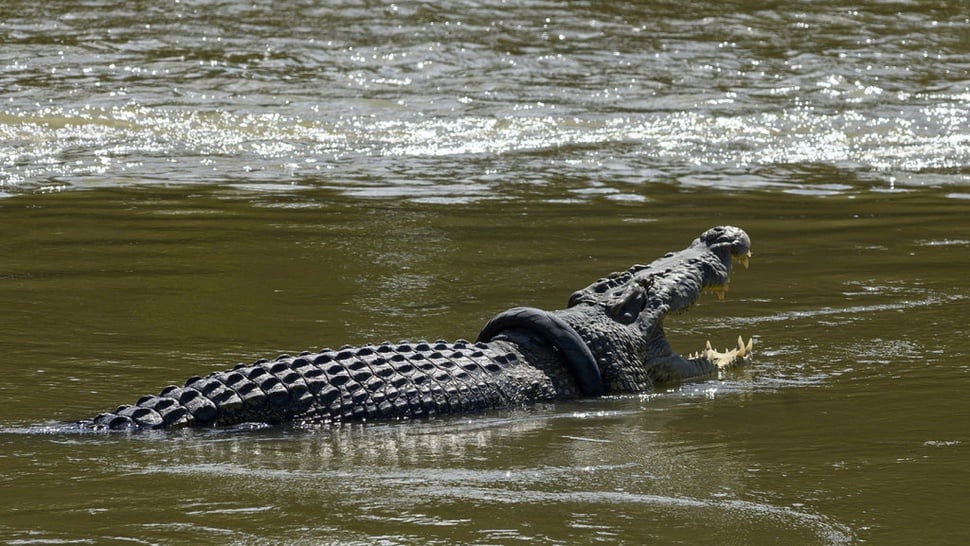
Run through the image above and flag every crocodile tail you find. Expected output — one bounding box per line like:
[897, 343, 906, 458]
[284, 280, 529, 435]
[76, 340, 530, 431]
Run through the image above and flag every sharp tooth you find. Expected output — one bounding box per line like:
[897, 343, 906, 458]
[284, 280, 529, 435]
[716, 288, 725, 301]
[740, 255, 749, 269]
[696, 336, 754, 369]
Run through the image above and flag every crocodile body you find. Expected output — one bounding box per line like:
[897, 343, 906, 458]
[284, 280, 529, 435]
[77, 225, 753, 430]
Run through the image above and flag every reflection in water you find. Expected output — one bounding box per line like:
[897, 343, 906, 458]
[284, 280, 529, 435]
[116, 408, 852, 544]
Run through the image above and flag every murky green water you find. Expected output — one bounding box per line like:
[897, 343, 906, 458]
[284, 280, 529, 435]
[2, 1, 969, 544]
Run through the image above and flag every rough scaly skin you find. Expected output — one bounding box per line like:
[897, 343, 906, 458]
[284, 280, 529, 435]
[76, 225, 752, 431]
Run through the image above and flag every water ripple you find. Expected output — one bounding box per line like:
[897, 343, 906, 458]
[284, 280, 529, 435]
[2, 0, 968, 197]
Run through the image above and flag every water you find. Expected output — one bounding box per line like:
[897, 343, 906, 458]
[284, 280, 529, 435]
[1, 1, 969, 544]
[3, 1, 968, 197]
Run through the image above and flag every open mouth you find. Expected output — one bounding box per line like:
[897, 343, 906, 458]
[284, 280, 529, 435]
[701, 249, 751, 301]
[695, 250, 754, 368]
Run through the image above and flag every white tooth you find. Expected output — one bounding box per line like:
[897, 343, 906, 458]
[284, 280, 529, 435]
[746, 338, 754, 353]
[706, 340, 713, 351]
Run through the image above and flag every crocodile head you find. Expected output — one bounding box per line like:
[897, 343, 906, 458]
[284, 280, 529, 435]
[562, 225, 753, 390]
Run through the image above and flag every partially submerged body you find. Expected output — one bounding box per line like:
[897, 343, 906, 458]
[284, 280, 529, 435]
[78, 225, 753, 430]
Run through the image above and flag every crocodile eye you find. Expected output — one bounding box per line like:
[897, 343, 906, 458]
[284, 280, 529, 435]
[607, 280, 648, 324]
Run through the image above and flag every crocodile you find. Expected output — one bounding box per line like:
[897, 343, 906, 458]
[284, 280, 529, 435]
[76, 225, 753, 431]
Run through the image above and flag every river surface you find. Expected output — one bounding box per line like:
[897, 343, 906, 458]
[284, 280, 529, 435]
[1, 1, 969, 544]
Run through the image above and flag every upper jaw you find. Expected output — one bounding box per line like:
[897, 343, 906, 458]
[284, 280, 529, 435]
[697, 225, 752, 299]
[567, 225, 752, 319]
[698, 225, 751, 266]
